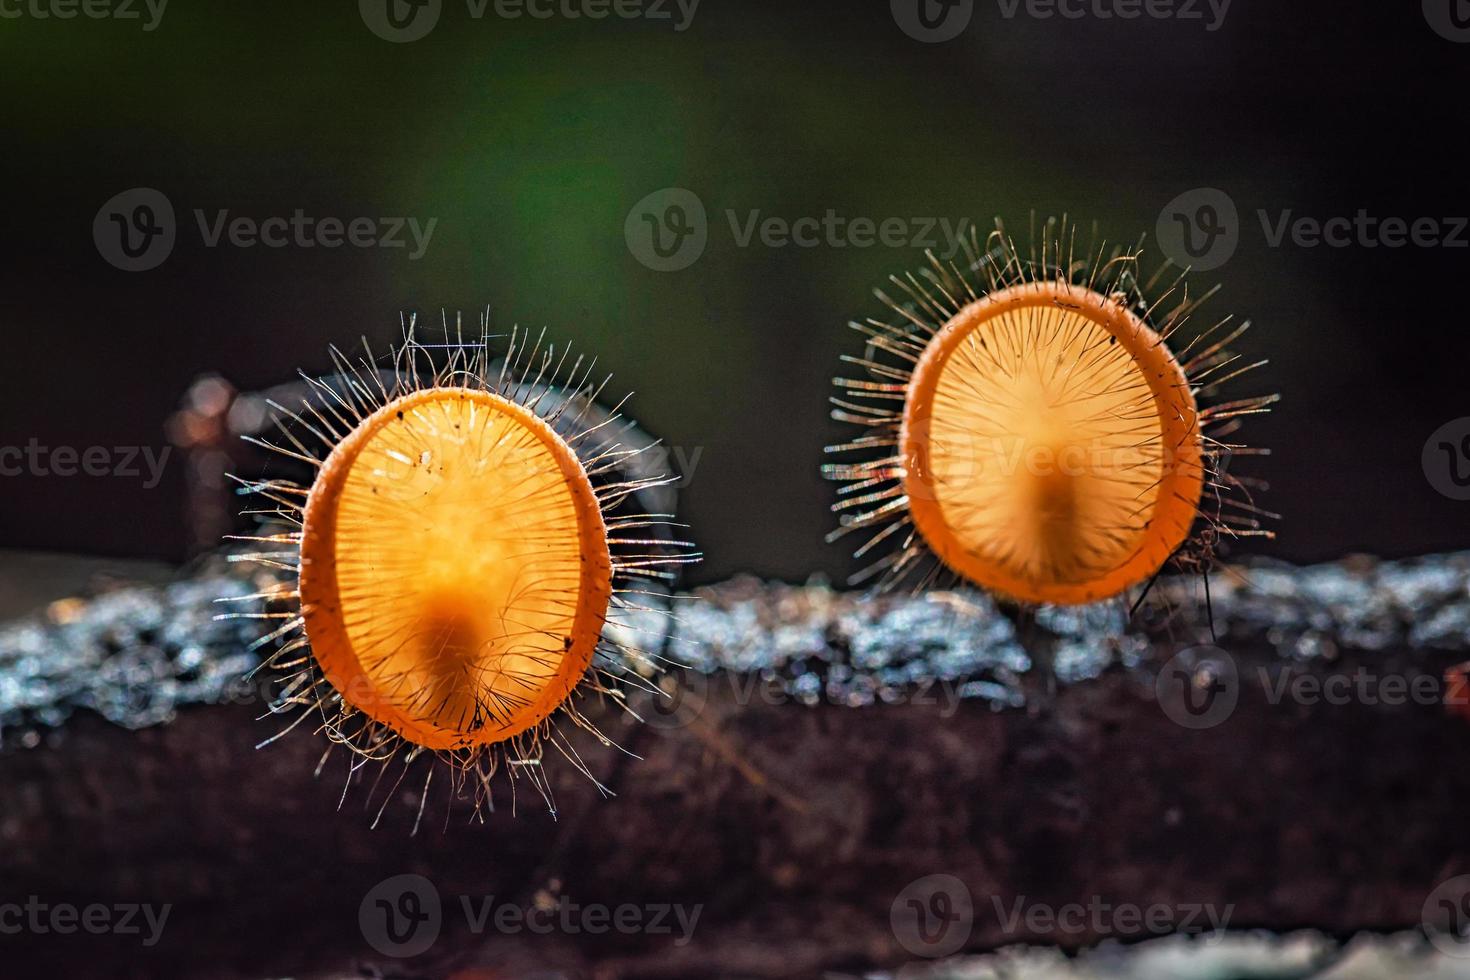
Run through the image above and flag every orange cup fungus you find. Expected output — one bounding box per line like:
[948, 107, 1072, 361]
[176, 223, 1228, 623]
[826, 221, 1275, 605]
[230, 327, 695, 817]
[298, 386, 614, 750]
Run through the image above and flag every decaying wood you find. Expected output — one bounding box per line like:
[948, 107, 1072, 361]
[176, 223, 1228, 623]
[2, 552, 1470, 979]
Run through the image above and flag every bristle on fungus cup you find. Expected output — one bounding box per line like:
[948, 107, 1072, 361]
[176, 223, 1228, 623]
[224, 322, 698, 823]
[824, 219, 1277, 606]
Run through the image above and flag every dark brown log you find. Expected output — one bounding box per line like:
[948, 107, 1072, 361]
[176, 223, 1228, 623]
[2, 552, 1470, 979]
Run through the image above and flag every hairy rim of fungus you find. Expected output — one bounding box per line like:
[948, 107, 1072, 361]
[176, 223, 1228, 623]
[224, 321, 697, 822]
[825, 218, 1276, 606]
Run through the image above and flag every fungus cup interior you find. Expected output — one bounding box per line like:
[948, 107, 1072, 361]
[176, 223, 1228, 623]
[297, 386, 613, 750]
[900, 282, 1205, 605]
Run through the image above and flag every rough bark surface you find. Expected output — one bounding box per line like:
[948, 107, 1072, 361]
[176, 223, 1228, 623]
[2, 552, 1470, 979]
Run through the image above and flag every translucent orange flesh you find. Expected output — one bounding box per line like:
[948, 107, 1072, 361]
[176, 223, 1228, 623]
[297, 387, 612, 750]
[901, 282, 1204, 605]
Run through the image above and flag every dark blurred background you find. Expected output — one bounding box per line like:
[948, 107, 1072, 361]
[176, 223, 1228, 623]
[2, 0, 1467, 585]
